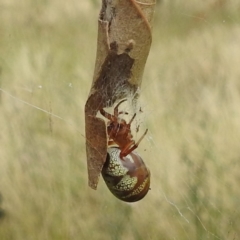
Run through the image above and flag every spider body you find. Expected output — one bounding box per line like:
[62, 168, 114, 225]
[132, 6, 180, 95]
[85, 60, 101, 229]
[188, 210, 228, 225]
[100, 99, 150, 202]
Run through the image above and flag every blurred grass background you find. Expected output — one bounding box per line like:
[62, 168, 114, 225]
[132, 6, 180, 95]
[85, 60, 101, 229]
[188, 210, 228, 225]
[1, 0, 240, 239]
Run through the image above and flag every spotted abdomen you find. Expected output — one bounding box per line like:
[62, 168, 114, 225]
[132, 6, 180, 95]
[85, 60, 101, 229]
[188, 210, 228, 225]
[101, 147, 150, 202]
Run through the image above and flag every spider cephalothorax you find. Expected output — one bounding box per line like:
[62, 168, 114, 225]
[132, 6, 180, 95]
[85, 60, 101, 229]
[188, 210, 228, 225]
[100, 99, 148, 158]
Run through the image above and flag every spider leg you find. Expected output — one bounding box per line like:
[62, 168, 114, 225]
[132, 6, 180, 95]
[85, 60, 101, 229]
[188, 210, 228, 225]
[100, 99, 127, 120]
[100, 108, 115, 121]
[114, 99, 127, 117]
[120, 129, 148, 158]
[118, 111, 129, 115]
[128, 113, 136, 125]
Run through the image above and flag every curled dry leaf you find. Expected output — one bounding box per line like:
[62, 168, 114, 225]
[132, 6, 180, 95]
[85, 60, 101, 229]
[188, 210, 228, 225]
[85, 0, 155, 189]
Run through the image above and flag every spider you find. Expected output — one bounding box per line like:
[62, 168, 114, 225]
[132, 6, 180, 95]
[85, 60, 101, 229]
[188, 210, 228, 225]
[100, 99, 148, 158]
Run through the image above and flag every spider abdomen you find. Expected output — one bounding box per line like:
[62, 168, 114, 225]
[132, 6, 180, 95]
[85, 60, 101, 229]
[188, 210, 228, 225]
[102, 147, 150, 202]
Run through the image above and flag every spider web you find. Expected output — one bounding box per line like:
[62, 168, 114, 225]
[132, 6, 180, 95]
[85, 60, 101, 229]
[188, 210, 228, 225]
[1, 1, 240, 240]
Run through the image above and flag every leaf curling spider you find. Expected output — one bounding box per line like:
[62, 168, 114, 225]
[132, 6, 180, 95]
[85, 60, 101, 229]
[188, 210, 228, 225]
[99, 99, 150, 202]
